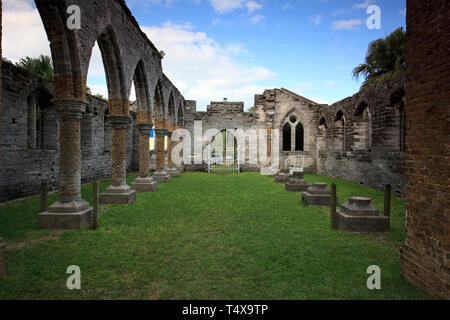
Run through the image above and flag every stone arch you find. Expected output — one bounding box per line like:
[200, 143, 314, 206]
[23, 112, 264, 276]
[282, 123, 292, 151]
[177, 101, 185, 126]
[317, 117, 327, 153]
[154, 79, 165, 118]
[295, 123, 304, 151]
[353, 102, 372, 151]
[168, 91, 176, 125]
[132, 60, 151, 112]
[389, 89, 406, 151]
[35, 0, 84, 99]
[26, 87, 55, 150]
[95, 27, 127, 115]
[334, 110, 346, 152]
[280, 107, 306, 152]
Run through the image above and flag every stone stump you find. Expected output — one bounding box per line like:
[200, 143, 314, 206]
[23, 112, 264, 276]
[275, 169, 290, 183]
[0, 238, 5, 278]
[337, 197, 390, 232]
[261, 167, 278, 176]
[285, 172, 309, 192]
[166, 167, 181, 177]
[302, 183, 333, 206]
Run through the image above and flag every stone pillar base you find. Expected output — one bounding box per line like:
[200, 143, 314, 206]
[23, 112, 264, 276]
[131, 176, 158, 192]
[38, 200, 93, 230]
[275, 170, 290, 183]
[153, 170, 171, 183]
[167, 167, 180, 177]
[261, 167, 278, 176]
[302, 183, 333, 206]
[285, 172, 309, 192]
[100, 185, 137, 205]
[337, 197, 390, 232]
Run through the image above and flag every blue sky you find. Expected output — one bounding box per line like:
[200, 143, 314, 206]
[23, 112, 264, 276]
[2, 0, 406, 110]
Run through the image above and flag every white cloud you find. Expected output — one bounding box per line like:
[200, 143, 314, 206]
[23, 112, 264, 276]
[352, 0, 374, 9]
[2, 0, 51, 63]
[246, 1, 262, 14]
[325, 81, 335, 87]
[332, 19, 363, 30]
[209, 0, 246, 14]
[142, 22, 277, 110]
[399, 8, 406, 17]
[310, 14, 323, 26]
[249, 14, 265, 25]
[282, 2, 294, 10]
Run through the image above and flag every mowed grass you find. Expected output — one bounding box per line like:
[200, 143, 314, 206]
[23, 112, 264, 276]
[0, 172, 427, 300]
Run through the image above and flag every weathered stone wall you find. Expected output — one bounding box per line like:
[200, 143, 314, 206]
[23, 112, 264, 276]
[254, 88, 324, 172]
[184, 100, 266, 169]
[0, 62, 138, 201]
[316, 75, 406, 197]
[183, 81, 406, 189]
[399, 0, 449, 300]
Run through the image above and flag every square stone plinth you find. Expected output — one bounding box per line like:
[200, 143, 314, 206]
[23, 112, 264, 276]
[153, 171, 171, 183]
[285, 182, 309, 192]
[261, 167, 278, 176]
[100, 185, 137, 205]
[131, 177, 158, 193]
[337, 197, 390, 232]
[285, 172, 309, 192]
[275, 171, 290, 183]
[38, 208, 93, 230]
[167, 168, 180, 177]
[302, 183, 333, 206]
[337, 211, 390, 232]
[302, 192, 332, 206]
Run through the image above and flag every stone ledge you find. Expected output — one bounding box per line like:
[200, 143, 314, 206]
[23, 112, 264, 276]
[100, 190, 137, 205]
[337, 211, 390, 232]
[131, 177, 158, 192]
[38, 208, 93, 230]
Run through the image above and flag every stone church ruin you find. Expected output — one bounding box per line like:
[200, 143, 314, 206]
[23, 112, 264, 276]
[0, 0, 447, 300]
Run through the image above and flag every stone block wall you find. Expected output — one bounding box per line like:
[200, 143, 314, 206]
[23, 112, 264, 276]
[399, 0, 449, 300]
[316, 75, 406, 197]
[0, 62, 138, 201]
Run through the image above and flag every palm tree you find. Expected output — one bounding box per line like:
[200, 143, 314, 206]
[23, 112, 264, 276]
[353, 27, 405, 88]
[17, 55, 54, 81]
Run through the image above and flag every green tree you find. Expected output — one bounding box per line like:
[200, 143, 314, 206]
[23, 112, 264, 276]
[353, 27, 405, 88]
[16, 55, 54, 81]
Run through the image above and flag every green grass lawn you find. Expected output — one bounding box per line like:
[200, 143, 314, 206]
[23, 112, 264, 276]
[0, 172, 428, 300]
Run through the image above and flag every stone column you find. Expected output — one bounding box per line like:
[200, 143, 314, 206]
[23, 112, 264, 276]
[153, 119, 171, 183]
[166, 125, 180, 177]
[38, 99, 93, 229]
[100, 115, 137, 204]
[131, 123, 158, 192]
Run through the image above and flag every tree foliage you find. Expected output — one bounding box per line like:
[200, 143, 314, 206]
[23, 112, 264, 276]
[353, 27, 405, 89]
[16, 55, 54, 81]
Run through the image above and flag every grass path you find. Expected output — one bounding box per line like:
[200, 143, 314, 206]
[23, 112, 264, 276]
[0, 172, 427, 299]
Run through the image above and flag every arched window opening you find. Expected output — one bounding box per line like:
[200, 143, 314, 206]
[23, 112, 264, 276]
[334, 111, 345, 152]
[27, 89, 54, 150]
[353, 104, 372, 151]
[283, 123, 292, 151]
[317, 118, 327, 152]
[295, 123, 304, 151]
